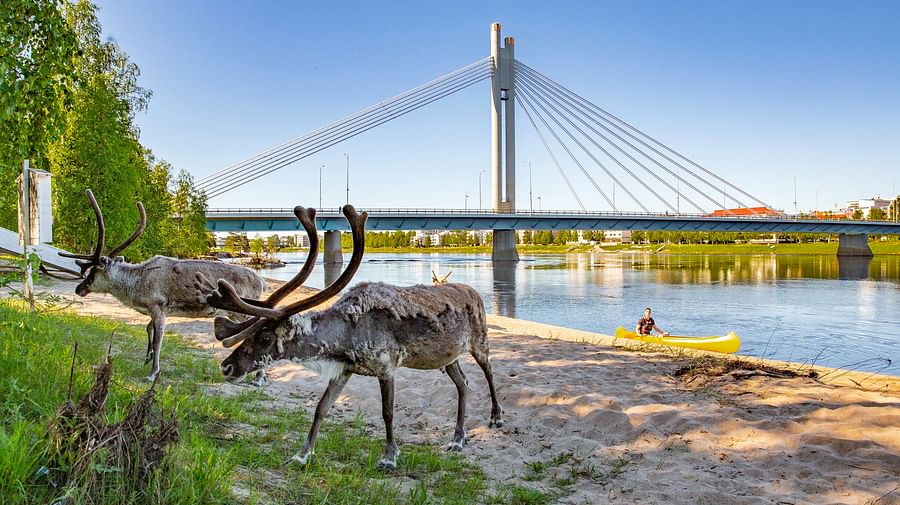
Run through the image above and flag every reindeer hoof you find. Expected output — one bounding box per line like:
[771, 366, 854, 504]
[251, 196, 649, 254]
[376, 458, 398, 471]
[145, 372, 159, 383]
[446, 439, 465, 452]
[489, 418, 505, 429]
[290, 451, 314, 466]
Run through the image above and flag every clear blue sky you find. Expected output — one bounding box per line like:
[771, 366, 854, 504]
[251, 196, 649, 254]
[95, 0, 900, 213]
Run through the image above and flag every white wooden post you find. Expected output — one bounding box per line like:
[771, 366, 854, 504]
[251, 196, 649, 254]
[22, 159, 34, 311]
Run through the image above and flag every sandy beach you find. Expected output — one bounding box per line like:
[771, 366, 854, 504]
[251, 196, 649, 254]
[30, 277, 900, 505]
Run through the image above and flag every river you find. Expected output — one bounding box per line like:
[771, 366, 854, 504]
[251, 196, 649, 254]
[253, 252, 900, 375]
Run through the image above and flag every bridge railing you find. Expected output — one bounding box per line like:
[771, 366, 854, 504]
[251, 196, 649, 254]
[206, 207, 898, 223]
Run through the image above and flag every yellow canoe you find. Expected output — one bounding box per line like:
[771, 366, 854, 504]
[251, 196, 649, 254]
[614, 326, 740, 354]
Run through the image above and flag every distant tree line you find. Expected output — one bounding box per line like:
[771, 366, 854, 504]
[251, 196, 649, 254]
[1, 0, 209, 260]
[218, 227, 897, 254]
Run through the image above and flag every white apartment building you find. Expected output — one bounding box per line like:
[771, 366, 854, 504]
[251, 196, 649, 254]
[846, 197, 891, 215]
[603, 230, 632, 243]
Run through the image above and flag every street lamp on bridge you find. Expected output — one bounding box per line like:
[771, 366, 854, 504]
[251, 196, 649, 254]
[519, 160, 532, 213]
[345, 153, 350, 205]
[319, 163, 325, 209]
[478, 169, 486, 210]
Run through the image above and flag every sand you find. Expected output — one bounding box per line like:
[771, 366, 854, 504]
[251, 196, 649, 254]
[23, 277, 900, 505]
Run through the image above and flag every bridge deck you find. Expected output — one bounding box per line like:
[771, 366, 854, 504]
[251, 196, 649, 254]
[206, 208, 900, 235]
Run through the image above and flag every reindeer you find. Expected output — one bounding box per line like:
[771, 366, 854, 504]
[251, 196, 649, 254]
[59, 189, 268, 383]
[195, 205, 504, 470]
[431, 270, 453, 284]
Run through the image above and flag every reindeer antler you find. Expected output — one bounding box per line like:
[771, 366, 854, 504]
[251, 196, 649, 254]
[107, 202, 146, 258]
[59, 189, 105, 273]
[198, 205, 366, 347]
[58, 189, 146, 273]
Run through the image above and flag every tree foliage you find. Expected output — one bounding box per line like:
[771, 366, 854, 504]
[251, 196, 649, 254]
[867, 207, 886, 221]
[48, 72, 147, 256]
[0, 0, 79, 227]
[250, 237, 263, 256]
[40, 1, 206, 260]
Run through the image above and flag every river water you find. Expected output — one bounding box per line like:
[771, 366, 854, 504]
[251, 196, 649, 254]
[254, 252, 900, 375]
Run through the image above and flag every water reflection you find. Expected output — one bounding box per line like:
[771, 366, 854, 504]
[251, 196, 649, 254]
[323, 262, 342, 286]
[591, 254, 900, 285]
[837, 257, 873, 280]
[491, 262, 517, 318]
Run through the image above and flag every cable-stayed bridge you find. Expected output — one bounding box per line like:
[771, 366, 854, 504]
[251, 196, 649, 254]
[199, 23, 899, 261]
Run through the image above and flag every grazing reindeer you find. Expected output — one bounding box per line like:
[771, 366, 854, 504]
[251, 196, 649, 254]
[60, 189, 267, 382]
[195, 205, 503, 470]
[431, 270, 452, 284]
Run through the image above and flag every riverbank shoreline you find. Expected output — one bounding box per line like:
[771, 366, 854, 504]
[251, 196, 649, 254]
[277, 239, 900, 256]
[10, 275, 898, 504]
[487, 313, 900, 393]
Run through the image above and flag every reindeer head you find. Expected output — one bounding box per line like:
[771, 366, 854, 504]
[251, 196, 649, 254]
[196, 205, 367, 382]
[432, 270, 452, 285]
[59, 189, 146, 296]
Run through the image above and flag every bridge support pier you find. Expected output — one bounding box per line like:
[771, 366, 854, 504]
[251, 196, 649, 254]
[492, 230, 519, 262]
[324, 230, 343, 264]
[837, 233, 873, 257]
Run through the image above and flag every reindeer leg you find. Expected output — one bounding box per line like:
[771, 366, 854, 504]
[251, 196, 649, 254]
[377, 375, 400, 471]
[144, 321, 154, 364]
[146, 308, 166, 382]
[444, 361, 468, 451]
[291, 371, 351, 466]
[470, 343, 504, 428]
[250, 370, 267, 387]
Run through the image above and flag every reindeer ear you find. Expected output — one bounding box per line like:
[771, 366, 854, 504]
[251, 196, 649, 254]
[222, 318, 268, 348]
[213, 316, 259, 342]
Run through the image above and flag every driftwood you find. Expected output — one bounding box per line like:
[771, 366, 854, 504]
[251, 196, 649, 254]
[47, 341, 179, 503]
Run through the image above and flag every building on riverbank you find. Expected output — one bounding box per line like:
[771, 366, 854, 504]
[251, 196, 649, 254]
[705, 206, 784, 217]
[847, 197, 892, 216]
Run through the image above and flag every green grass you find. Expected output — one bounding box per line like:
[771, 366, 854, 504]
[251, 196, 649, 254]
[0, 300, 499, 504]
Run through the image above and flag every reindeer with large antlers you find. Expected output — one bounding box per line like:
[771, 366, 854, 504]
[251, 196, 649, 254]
[60, 189, 267, 382]
[195, 205, 504, 470]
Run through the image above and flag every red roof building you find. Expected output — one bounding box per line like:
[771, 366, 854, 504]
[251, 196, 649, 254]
[706, 207, 784, 217]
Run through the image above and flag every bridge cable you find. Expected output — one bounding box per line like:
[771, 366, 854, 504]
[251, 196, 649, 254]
[517, 61, 771, 210]
[516, 90, 589, 211]
[202, 65, 492, 198]
[517, 83, 638, 212]
[201, 60, 491, 196]
[518, 64, 724, 213]
[518, 64, 738, 212]
[518, 71, 682, 213]
[198, 57, 491, 190]
[199, 59, 492, 196]
[203, 67, 491, 198]
[520, 79, 666, 212]
[518, 61, 760, 210]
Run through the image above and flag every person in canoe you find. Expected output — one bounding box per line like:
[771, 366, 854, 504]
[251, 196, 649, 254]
[636, 307, 669, 336]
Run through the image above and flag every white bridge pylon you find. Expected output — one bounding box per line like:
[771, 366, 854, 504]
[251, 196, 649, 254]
[489, 23, 519, 261]
[491, 22, 516, 213]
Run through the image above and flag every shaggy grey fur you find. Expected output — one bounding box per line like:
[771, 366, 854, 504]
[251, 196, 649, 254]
[79, 255, 266, 382]
[215, 281, 503, 470]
